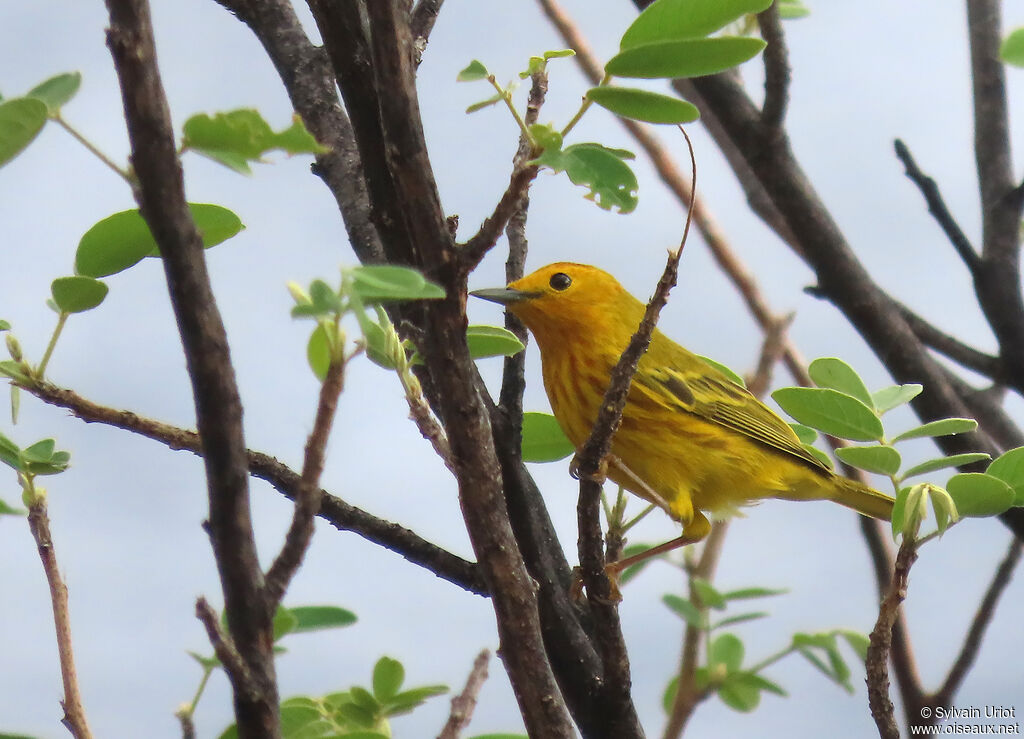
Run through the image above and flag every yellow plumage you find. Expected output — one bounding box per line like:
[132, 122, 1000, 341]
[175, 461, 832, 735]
[474, 262, 893, 546]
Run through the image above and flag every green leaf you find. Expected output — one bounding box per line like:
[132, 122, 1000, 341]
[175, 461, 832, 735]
[835, 445, 901, 476]
[0, 431, 21, 471]
[0, 320, 9, 331]
[717, 672, 762, 712]
[807, 357, 874, 408]
[697, 355, 746, 388]
[183, 109, 324, 175]
[662, 676, 679, 713]
[891, 418, 978, 443]
[709, 633, 744, 673]
[383, 684, 448, 715]
[372, 657, 405, 702]
[465, 93, 503, 114]
[289, 605, 357, 633]
[1000, 27, 1024, 67]
[457, 60, 490, 81]
[306, 324, 331, 382]
[0, 498, 27, 516]
[872, 384, 922, 414]
[691, 578, 727, 609]
[278, 703, 326, 738]
[532, 142, 638, 213]
[348, 265, 445, 302]
[27, 72, 82, 114]
[711, 612, 768, 630]
[22, 438, 55, 463]
[187, 650, 221, 671]
[801, 443, 834, 469]
[0, 97, 48, 168]
[467, 735, 530, 739]
[788, 423, 817, 444]
[349, 686, 382, 714]
[837, 629, 870, 662]
[778, 0, 811, 20]
[0, 360, 33, 385]
[721, 586, 788, 601]
[75, 205, 244, 278]
[900, 453, 991, 481]
[662, 594, 704, 628]
[586, 86, 699, 124]
[466, 325, 524, 360]
[771, 387, 884, 442]
[620, 0, 773, 48]
[606, 37, 767, 80]
[946, 473, 1015, 518]
[51, 276, 108, 314]
[983, 446, 1024, 505]
[273, 607, 299, 641]
[521, 411, 574, 462]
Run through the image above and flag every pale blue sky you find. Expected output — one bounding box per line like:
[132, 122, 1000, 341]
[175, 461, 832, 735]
[1, 2, 1023, 737]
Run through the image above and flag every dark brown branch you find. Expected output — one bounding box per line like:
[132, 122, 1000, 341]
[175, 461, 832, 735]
[104, 1, 279, 734]
[757, 3, 790, 129]
[265, 358, 347, 606]
[437, 649, 490, 739]
[967, 0, 1024, 394]
[320, 2, 575, 734]
[195, 597, 253, 695]
[411, 0, 444, 46]
[893, 138, 980, 274]
[892, 299, 1001, 379]
[28, 499, 94, 739]
[461, 163, 541, 270]
[26, 380, 486, 595]
[212, 0, 384, 264]
[866, 536, 919, 739]
[933, 537, 1023, 705]
[576, 246, 685, 736]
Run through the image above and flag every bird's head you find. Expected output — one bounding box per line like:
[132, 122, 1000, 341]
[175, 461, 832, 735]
[471, 262, 643, 344]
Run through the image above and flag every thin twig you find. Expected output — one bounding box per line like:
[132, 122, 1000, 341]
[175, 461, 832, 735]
[757, 3, 790, 128]
[195, 597, 253, 696]
[437, 649, 491, 739]
[662, 521, 729, 739]
[744, 312, 794, 398]
[411, 0, 445, 64]
[893, 138, 980, 274]
[461, 163, 541, 271]
[27, 499, 94, 739]
[866, 536, 919, 739]
[25, 380, 486, 595]
[265, 356, 348, 606]
[934, 537, 1022, 705]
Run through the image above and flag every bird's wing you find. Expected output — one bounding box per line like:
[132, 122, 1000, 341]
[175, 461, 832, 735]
[634, 358, 830, 473]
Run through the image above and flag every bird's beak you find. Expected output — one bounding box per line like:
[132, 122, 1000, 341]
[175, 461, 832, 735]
[469, 287, 541, 305]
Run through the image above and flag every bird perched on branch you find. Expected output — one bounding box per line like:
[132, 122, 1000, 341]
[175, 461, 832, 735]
[473, 262, 894, 579]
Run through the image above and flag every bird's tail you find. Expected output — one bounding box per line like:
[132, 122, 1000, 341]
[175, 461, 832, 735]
[831, 477, 895, 521]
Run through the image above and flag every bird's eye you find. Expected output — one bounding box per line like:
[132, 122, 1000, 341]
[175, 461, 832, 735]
[549, 272, 572, 291]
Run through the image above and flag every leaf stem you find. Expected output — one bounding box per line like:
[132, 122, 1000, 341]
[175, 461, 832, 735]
[53, 114, 133, 182]
[745, 645, 796, 675]
[36, 312, 69, 379]
[489, 76, 532, 143]
[560, 74, 610, 138]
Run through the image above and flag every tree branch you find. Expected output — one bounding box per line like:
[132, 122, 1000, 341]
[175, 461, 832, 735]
[104, 1, 279, 733]
[891, 298, 1002, 379]
[28, 499, 94, 739]
[866, 536, 919, 739]
[461, 163, 541, 271]
[893, 138, 980, 274]
[437, 649, 490, 739]
[757, 3, 790, 129]
[25, 380, 487, 595]
[265, 357, 347, 606]
[213, 0, 384, 264]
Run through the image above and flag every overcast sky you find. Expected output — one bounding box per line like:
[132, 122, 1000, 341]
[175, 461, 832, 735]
[2, 1, 1023, 737]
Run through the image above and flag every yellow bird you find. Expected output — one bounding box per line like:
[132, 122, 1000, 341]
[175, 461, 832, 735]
[473, 262, 894, 571]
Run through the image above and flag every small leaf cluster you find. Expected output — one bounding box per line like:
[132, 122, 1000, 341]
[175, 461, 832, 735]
[217, 656, 447, 739]
[0, 430, 70, 513]
[656, 578, 866, 712]
[181, 109, 326, 175]
[457, 0, 785, 213]
[771, 358, 1024, 539]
